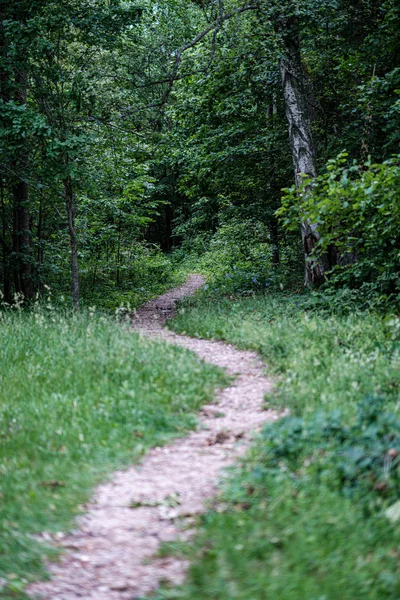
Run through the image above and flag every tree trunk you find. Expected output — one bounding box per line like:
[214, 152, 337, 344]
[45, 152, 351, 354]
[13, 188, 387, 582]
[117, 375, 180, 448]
[12, 178, 34, 299]
[63, 175, 80, 310]
[36, 198, 45, 296]
[1, 176, 11, 303]
[165, 202, 174, 251]
[276, 15, 325, 286]
[11, 71, 35, 299]
[116, 217, 121, 286]
[269, 217, 280, 266]
[0, 13, 10, 303]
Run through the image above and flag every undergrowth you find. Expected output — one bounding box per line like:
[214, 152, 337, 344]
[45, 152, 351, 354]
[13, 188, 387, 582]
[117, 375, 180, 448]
[0, 306, 226, 598]
[170, 293, 400, 417]
[79, 247, 189, 312]
[173, 218, 303, 298]
[158, 291, 400, 599]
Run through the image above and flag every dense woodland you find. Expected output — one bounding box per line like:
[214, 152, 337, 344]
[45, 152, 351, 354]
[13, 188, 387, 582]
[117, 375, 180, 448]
[1, 0, 399, 310]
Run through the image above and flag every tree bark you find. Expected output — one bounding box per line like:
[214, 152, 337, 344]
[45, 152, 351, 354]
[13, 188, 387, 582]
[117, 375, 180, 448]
[116, 217, 121, 286]
[1, 176, 11, 302]
[165, 202, 174, 251]
[63, 175, 80, 310]
[36, 197, 46, 296]
[12, 177, 34, 299]
[10, 70, 35, 299]
[269, 217, 280, 266]
[276, 15, 325, 286]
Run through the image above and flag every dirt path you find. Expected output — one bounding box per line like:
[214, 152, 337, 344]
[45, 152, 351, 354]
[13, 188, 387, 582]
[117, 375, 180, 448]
[28, 275, 279, 600]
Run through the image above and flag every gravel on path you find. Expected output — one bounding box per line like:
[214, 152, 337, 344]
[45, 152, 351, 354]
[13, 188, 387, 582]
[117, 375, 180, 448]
[28, 275, 280, 600]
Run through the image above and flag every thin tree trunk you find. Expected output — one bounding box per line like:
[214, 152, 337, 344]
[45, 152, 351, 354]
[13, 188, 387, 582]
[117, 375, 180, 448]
[63, 175, 80, 310]
[269, 217, 280, 266]
[0, 14, 11, 302]
[12, 178, 34, 298]
[1, 176, 11, 302]
[276, 15, 325, 286]
[37, 198, 45, 296]
[116, 218, 121, 286]
[165, 202, 173, 251]
[11, 71, 35, 299]
[92, 251, 99, 290]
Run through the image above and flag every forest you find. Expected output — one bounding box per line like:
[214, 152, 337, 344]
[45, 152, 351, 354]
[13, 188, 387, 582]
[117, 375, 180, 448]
[1, 1, 400, 599]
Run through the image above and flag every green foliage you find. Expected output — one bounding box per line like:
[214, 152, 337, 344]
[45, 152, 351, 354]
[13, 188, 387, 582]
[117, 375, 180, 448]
[2, 0, 400, 593]
[171, 293, 400, 417]
[160, 407, 400, 599]
[79, 244, 188, 311]
[162, 292, 400, 600]
[176, 218, 302, 298]
[260, 396, 400, 510]
[182, 220, 277, 293]
[279, 154, 400, 308]
[0, 306, 227, 592]
[2, 0, 400, 305]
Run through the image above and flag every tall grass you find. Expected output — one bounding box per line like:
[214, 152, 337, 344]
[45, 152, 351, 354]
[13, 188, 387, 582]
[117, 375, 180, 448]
[171, 294, 400, 417]
[161, 293, 400, 600]
[0, 307, 226, 596]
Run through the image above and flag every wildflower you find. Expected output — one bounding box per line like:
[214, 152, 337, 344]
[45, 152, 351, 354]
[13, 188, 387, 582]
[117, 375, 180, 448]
[265, 282, 269, 287]
[252, 277, 257, 284]
[233, 265, 237, 270]
[203, 285, 208, 290]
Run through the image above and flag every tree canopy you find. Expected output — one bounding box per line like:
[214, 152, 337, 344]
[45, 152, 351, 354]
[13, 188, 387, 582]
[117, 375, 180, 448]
[1, 0, 399, 307]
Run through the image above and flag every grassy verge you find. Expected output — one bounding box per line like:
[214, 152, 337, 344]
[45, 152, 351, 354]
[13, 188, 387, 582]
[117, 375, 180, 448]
[159, 292, 400, 599]
[170, 293, 400, 417]
[0, 307, 227, 598]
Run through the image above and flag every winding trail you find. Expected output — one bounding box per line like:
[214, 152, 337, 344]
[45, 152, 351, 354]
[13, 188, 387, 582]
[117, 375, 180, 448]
[28, 275, 279, 600]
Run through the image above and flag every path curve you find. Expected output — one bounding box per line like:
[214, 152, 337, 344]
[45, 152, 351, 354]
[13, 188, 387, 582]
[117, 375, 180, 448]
[28, 275, 279, 600]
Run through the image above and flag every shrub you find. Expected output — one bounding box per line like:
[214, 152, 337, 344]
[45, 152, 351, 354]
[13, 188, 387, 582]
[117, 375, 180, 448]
[180, 217, 302, 297]
[279, 154, 400, 308]
[259, 396, 400, 511]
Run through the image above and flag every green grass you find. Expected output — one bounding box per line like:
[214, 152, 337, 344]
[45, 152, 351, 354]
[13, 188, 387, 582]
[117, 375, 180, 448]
[157, 291, 400, 600]
[170, 293, 400, 417]
[155, 478, 400, 599]
[0, 307, 227, 598]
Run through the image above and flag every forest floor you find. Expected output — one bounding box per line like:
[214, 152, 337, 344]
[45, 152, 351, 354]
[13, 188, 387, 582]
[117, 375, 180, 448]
[27, 275, 280, 600]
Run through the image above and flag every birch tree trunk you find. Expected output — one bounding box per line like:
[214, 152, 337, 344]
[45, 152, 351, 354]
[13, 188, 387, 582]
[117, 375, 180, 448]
[276, 15, 325, 286]
[63, 175, 80, 310]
